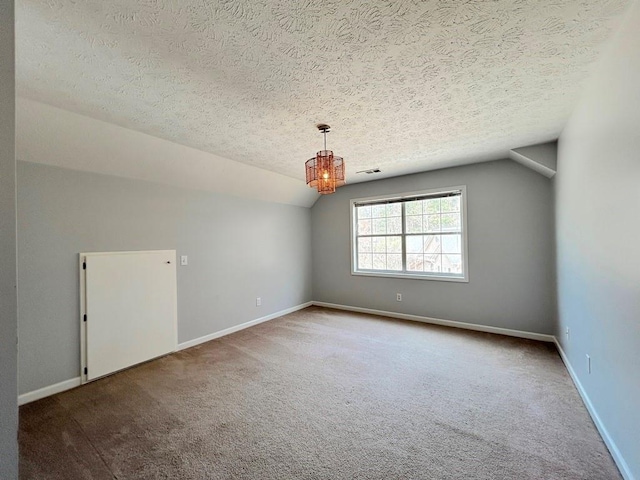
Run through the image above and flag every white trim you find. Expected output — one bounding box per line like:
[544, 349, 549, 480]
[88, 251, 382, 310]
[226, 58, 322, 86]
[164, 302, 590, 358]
[177, 302, 313, 351]
[553, 338, 634, 480]
[351, 270, 468, 283]
[19, 377, 82, 406]
[349, 185, 466, 205]
[315, 302, 632, 477]
[313, 301, 555, 342]
[18, 302, 312, 405]
[350, 185, 469, 283]
[16, 302, 632, 480]
[79, 254, 87, 384]
[509, 149, 556, 178]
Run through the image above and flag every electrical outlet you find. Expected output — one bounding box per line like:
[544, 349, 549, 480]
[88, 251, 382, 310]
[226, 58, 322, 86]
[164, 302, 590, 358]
[565, 327, 570, 340]
[396, 293, 402, 302]
[586, 354, 591, 374]
[256, 297, 261, 307]
[180, 255, 188, 266]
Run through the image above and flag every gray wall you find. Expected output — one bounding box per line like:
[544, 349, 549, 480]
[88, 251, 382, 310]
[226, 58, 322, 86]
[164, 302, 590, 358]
[312, 159, 556, 335]
[0, 0, 17, 477]
[17, 161, 312, 394]
[555, 1, 640, 477]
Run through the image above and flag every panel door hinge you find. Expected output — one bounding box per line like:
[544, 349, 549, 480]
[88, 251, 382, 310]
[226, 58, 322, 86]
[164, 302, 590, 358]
[84, 367, 88, 375]
[83, 314, 87, 322]
[82, 261, 86, 270]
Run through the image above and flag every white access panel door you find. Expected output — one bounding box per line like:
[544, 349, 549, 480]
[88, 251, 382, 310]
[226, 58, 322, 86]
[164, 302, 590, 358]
[82, 250, 177, 382]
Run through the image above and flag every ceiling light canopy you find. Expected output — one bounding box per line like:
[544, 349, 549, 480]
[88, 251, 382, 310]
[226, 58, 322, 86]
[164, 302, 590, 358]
[305, 124, 345, 195]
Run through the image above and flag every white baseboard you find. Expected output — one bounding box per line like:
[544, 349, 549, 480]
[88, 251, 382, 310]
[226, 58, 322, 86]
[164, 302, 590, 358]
[553, 338, 634, 480]
[18, 302, 313, 405]
[176, 301, 313, 351]
[315, 302, 633, 478]
[312, 301, 555, 343]
[19, 377, 81, 406]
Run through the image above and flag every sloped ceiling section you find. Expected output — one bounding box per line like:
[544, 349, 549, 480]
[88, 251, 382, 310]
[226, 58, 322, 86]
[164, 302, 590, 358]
[16, 98, 318, 207]
[16, 0, 629, 185]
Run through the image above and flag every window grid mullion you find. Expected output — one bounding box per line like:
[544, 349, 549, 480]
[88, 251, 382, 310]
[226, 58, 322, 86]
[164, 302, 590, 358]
[357, 234, 398, 238]
[404, 231, 462, 236]
[401, 202, 407, 272]
[354, 205, 359, 270]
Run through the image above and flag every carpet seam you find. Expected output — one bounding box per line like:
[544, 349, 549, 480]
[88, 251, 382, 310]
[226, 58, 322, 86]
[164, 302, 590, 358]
[70, 415, 118, 479]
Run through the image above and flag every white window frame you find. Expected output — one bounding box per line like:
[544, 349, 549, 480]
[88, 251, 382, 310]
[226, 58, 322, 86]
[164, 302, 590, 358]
[350, 185, 469, 282]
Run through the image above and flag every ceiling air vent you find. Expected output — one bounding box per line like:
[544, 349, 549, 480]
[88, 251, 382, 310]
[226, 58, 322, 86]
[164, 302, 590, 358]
[356, 168, 381, 175]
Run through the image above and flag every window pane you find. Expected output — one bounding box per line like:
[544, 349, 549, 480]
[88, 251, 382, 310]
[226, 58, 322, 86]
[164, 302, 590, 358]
[386, 203, 401, 216]
[424, 198, 440, 214]
[425, 214, 441, 232]
[371, 204, 387, 218]
[372, 237, 386, 253]
[372, 218, 386, 235]
[406, 235, 423, 253]
[358, 237, 372, 253]
[357, 205, 372, 219]
[441, 213, 460, 232]
[387, 254, 402, 271]
[441, 196, 460, 213]
[358, 253, 372, 270]
[387, 216, 402, 234]
[424, 254, 442, 273]
[373, 253, 386, 270]
[443, 254, 462, 274]
[424, 235, 441, 254]
[442, 234, 461, 254]
[405, 201, 422, 215]
[407, 253, 423, 271]
[358, 219, 371, 235]
[406, 215, 423, 233]
[353, 189, 465, 279]
[387, 236, 402, 253]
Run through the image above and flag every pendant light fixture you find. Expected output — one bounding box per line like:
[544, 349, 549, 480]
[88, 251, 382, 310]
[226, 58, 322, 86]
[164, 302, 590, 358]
[305, 124, 345, 195]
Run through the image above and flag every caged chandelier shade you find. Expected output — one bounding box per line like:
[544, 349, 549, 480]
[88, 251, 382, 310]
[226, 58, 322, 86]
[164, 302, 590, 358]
[305, 124, 345, 195]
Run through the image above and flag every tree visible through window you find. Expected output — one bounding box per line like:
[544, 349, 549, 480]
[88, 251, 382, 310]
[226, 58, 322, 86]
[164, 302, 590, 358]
[351, 187, 468, 281]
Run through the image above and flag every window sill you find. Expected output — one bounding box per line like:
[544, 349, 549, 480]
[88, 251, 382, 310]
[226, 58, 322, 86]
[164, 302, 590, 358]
[351, 270, 469, 283]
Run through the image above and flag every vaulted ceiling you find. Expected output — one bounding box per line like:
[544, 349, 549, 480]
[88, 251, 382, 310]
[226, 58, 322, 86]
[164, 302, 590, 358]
[16, 0, 630, 185]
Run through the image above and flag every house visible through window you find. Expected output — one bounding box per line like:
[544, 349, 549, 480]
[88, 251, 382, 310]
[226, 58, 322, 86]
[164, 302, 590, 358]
[351, 186, 468, 282]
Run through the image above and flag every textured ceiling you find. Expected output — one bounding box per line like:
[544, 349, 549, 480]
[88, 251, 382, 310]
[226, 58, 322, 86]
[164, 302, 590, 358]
[16, 0, 629, 183]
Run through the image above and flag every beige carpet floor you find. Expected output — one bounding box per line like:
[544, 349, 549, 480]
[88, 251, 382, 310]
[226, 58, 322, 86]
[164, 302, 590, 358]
[19, 306, 621, 479]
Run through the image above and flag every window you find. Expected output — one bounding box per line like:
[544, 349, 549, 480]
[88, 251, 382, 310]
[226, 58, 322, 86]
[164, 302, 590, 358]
[351, 186, 468, 282]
